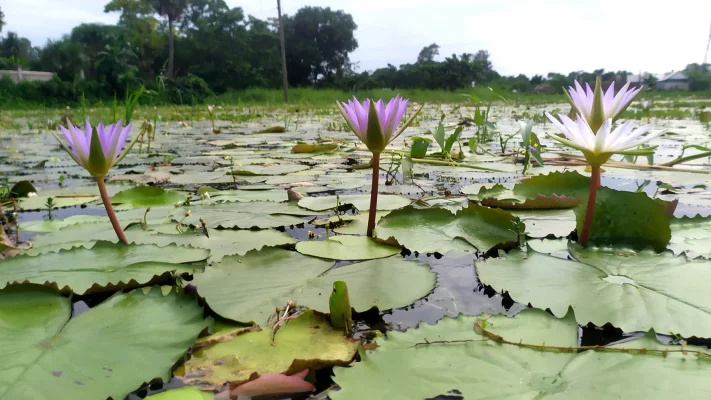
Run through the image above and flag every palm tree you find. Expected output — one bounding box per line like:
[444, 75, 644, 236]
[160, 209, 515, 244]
[150, 0, 187, 78]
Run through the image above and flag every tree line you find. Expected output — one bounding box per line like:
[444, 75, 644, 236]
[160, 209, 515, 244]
[0, 1, 709, 107]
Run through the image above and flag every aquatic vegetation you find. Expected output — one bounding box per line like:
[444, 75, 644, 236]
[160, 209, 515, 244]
[4, 88, 711, 399]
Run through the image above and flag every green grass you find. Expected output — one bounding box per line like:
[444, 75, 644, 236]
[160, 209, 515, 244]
[208, 87, 567, 107]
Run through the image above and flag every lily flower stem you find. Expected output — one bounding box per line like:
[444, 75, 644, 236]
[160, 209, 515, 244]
[579, 165, 601, 246]
[96, 177, 129, 245]
[366, 153, 381, 238]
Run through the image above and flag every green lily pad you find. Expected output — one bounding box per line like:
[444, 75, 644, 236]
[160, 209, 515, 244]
[132, 228, 296, 262]
[332, 307, 711, 400]
[295, 236, 401, 260]
[0, 285, 206, 400]
[177, 310, 357, 391]
[669, 215, 711, 258]
[575, 187, 671, 252]
[332, 212, 391, 235]
[291, 143, 339, 153]
[147, 387, 214, 400]
[226, 164, 309, 176]
[112, 186, 186, 209]
[510, 209, 576, 238]
[477, 245, 711, 337]
[192, 248, 434, 323]
[465, 171, 589, 209]
[289, 257, 436, 314]
[375, 204, 522, 254]
[180, 203, 306, 229]
[2, 242, 208, 294]
[202, 189, 287, 203]
[298, 194, 412, 212]
[21, 215, 109, 233]
[19, 194, 99, 210]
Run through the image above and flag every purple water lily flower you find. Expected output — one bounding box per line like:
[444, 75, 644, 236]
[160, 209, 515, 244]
[55, 119, 133, 178]
[336, 95, 421, 237]
[337, 95, 413, 153]
[50, 119, 137, 245]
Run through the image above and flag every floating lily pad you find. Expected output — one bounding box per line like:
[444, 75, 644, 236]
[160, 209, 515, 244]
[465, 170, 589, 209]
[375, 204, 521, 254]
[332, 307, 711, 399]
[477, 245, 711, 337]
[112, 186, 186, 209]
[132, 228, 296, 262]
[668, 215, 711, 258]
[0, 285, 206, 400]
[298, 194, 412, 212]
[291, 143, 339, 153]
[19, 194, 100, 210]
[202, 189, 287, 203]
[3, 242, 208, 294]
[177, 310, 357, 391]
[295, 236, 401, 260]
[21, 215, 108, 233]
[192, 248, 434, 323]
[180, 203, 306, 229]
[510, 209, 576, 238]
[146, 387, 213, 400]
[226, 164, 309, 176]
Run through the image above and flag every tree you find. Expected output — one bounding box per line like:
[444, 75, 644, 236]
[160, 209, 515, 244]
[36, 38, 85, 80]
[417, 43, 439, 64]
[282, 7, 358, 86]
[70, 23, 123, 78]
[685, 63, 711, 91]
[0, 32, 35, 63]
[530, 74, 544, 86]
[0, 6, 5, 34]
[150, 0, 188, 78]
[104, 0, 153, 25]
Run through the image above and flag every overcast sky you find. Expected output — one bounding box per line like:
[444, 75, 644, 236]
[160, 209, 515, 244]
[4, 0, 711, 76]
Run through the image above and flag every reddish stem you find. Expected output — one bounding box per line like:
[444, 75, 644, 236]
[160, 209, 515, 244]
[96, 177, 129, 245]
[366, 153, 381, 238]
[579, 165, 601, 246]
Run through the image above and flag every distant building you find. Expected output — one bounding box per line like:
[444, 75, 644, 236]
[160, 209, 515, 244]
[627, 71, 690, 91]
[0, 67, 54, 83]
[655, 71, 689, 91]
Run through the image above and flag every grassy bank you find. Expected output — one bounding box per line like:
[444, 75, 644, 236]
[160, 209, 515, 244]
[208, 87, 567, 106]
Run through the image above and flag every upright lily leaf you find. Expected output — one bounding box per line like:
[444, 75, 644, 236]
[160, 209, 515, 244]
[575, 187, 671, 252]
[2, 241, 208, 294]
[0, 285, 206, 400]
[375, 203, 522, 254]
[332, 307, 711, 400]
[477, 246, 711, 337]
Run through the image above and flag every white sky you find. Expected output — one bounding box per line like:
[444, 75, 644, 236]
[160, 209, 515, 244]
[3, 0, 711, 76]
